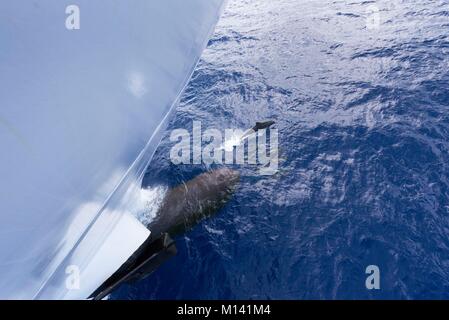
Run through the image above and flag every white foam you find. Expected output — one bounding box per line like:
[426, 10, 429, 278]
[136, 185, 169, 226]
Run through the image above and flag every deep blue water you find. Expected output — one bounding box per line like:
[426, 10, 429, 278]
[112, 0, 449, 299]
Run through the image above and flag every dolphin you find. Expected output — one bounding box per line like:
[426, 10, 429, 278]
[239, 120, 276, 141]
[90, 168, 240, 300]
[252, 120, 275, 131]
[147, 167, 240, 238]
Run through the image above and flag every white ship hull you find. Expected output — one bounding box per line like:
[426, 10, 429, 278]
[0, 0, 225, 299]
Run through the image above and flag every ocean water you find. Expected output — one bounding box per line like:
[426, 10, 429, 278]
[112, 0, 449, 299]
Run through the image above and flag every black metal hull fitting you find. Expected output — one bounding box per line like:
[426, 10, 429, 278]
[90, 233, 176, 300]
